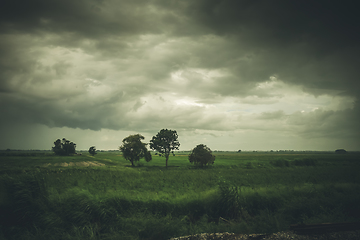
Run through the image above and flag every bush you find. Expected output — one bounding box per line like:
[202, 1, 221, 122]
[245, 162, 254, 169]
[270, 159, 290, 167]
[188, 144, 215, 167]
[293, 158, 316, 166]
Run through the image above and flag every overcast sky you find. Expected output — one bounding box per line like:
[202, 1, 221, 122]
[1, 0, 359, 151]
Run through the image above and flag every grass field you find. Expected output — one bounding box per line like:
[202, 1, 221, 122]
[1, 151, 360, 239]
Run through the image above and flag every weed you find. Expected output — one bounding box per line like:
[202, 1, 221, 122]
[270, 159, 290, 167]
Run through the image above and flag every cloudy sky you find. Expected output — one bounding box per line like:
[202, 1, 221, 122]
[1, 0, 359, 151]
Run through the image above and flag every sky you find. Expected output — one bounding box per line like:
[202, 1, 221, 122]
[0, 0, 359, 151]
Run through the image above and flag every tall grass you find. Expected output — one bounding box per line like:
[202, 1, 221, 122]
[1, 152, 360, 239]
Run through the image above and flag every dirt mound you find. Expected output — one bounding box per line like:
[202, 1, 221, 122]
[43, 161, 105, 167]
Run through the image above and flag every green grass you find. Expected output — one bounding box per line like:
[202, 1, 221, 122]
[1, 151, 360, 239]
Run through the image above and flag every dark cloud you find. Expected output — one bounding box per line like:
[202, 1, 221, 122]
[1, 0, 158, 35]
[180, 0, 360, 96]
[288, 106, 360, 141]
[0, 0, 359, 150]
[186, 0, 360, 47]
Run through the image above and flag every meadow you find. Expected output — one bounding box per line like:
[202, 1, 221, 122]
[1, 150, 360, 240]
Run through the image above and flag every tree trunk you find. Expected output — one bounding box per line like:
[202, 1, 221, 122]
[165, 153, 169, 167]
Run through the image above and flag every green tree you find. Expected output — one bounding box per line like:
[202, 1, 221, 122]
[150, 129, 180, 167]
[119, 134, 152, 167]
[188, 144, 215, 167]
[89, 146, 97, 156]
[52, 138, 76, 156]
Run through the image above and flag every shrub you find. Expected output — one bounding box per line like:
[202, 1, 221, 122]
[188, 144, 215, 167]
[335, 149, 347, 154]
[270, 159, 290, 167]
[245, 162, 254, 169]
[293, 158, 316, 166]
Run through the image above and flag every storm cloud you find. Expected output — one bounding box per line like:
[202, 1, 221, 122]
[0, 0, 359, 150]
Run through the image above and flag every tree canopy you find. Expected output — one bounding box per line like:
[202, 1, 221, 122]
[119, 134, 152, 167]
[52, 138, 76, 156]
[335, 149, 347, 154]
[89, 146, 97, 156]
[188, 144, 215, 167]
[150, 129, 180, 167]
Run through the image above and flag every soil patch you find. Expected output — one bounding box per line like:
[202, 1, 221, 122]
[43, 161, 105, 167]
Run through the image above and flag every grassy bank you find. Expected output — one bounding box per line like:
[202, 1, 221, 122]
[1, 152, 360, 239]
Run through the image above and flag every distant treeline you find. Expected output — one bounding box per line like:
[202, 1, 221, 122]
[0, 150, 52, 157]
[1, 149, 357, 156]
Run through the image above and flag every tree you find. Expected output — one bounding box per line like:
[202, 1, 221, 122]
[188, 144, 215, 167]
[150, 129, 180, 167]
[119, 134, 152, 167]
[335, 149, 347, 154]
[89, 146, 97, 156]
[52, 138, 76, 156]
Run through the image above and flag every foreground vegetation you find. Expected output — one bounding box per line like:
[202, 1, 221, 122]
[1, 151, 360, 239]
